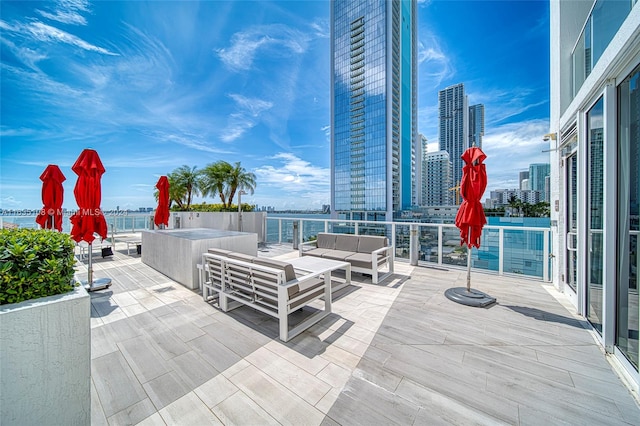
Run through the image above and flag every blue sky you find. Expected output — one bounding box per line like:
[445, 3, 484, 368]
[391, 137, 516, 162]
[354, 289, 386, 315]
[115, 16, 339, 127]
[1, 0, 550, 211]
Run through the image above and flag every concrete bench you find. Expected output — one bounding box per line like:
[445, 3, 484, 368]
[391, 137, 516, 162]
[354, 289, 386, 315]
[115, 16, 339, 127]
[299, 232, 394, 284]
[200, 249, 334, 342]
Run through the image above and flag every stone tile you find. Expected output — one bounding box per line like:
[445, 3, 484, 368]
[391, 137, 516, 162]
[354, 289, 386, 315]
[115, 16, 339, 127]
[107, 398, 157, 426]
[143, 371, 191, 410]
[168, 350, 220, 389]
[158, 392, 222, 425]
[117, 335, 172, 384]
[188, 333, 243, 373]
[90, 379, 108, 426]
[135, 412, 167, 426]
[194, 374, 239, 409]
[316, 362, 352, 389]
[246, 347, 332, 406]
[221, 359, 251, 379]
[91, 351, 147, 418]
[263, 339, 330, 376]
[211, 391, 280, 425]
[143, 326, 191, 361]
[230, 364, 325, 426]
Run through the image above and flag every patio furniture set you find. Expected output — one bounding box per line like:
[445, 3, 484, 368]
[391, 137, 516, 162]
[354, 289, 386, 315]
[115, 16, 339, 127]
[199, 233, 394, 341]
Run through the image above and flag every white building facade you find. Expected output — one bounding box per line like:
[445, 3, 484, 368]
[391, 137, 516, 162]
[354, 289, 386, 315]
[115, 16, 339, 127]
[424, 150, 453, 206]
[550, 0, 640, 390]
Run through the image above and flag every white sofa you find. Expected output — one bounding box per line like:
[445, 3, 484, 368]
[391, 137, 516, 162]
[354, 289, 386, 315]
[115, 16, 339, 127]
[299, 233, 394, 284]
[200, 249, 333, 342]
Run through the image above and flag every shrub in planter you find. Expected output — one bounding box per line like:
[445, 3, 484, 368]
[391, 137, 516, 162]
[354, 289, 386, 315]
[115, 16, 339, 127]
[0, 229, 76, 305]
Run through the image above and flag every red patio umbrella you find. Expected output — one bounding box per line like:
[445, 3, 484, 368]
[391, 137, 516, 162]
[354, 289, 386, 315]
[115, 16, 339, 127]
[455, 146, 488, 251]
[70, 149, 111, 291]
[154, 175, 170, 229]
[35, 165, 66, 231]
[447, 146, 495, 307]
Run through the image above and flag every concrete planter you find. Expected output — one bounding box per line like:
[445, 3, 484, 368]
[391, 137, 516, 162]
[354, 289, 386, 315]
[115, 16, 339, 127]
[0, 285, 91, 426]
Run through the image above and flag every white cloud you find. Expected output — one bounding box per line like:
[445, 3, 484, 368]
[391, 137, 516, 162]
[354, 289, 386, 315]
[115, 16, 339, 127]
[220, 94, 274, 142]
[216, 24, 309, 72]
[36, 0, 91, 26]
[309, 18, 329, 38]
[482, 119, 551, 194]
[417, 33, 453, 89]
[254, 152, 330, 198]
[3, 19, 117, 55]
[228, 94, 273, 117]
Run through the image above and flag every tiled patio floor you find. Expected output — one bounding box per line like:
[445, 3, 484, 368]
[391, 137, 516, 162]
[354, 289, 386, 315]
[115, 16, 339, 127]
[81, 237, 639, 425]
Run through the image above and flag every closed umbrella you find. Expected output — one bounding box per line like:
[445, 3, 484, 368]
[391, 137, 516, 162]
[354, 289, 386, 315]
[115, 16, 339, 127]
[154, 176, 170, 229]
[446, 146, 496, 307]
[35, 165, 66, 231]
[70, 149, 111, 291]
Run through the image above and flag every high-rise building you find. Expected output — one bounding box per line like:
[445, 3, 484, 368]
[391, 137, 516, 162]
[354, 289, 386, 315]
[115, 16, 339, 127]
[415, 133, 428, 207]
[550, 0, 639, 386]
[424, 151, 452, 206]
[468, 104, 485, 148]
[439, 83, 469, 191]
[529, 163, 550, 195]
[519, 171, 530, 190]
[331, 0, 417, 221]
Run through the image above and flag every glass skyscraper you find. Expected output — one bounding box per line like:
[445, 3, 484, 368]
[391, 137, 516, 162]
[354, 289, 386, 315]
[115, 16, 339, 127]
[331, 0, 417, 221]
[468, 103, 485, 148]
[438, 83, 468, 191]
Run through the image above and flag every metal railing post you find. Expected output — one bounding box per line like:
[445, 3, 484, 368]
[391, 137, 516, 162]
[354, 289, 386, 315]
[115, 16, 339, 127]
[278, 219, 282, 244]
[499, 228, 504, 275]
[410, 224, 418, 266]
[437, 225, 443, 265]
[543, 230, 550, 282]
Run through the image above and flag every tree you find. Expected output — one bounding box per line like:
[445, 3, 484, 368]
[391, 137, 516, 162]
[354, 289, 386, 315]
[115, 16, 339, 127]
[507, 195, 523, 217]
[199, 161, 233, 207]
[226, 162, 257, 208]
[167, 165, 200, 210]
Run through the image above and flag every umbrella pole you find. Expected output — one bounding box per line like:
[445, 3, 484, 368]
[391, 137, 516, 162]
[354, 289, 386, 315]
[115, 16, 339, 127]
[466, 227, 472, 292]
[88, 242, 93, 288]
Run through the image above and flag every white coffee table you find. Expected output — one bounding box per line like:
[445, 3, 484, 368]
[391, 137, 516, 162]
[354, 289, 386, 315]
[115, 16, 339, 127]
[289, 256, 351, 292]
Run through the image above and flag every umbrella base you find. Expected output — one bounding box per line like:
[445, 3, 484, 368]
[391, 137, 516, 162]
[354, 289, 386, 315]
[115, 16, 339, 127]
[445, 287, 496, 307]
[83, 277, 112, 292]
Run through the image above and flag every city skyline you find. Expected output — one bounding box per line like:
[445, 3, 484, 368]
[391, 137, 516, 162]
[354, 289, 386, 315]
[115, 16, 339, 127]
[1, 0, 550, 211]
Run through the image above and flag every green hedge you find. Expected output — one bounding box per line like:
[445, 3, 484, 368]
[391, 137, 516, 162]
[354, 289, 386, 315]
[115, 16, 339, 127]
[0, 229, 77, 305]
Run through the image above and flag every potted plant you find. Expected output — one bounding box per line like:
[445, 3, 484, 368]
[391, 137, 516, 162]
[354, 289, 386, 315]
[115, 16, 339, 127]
[0, 228, 91, 425]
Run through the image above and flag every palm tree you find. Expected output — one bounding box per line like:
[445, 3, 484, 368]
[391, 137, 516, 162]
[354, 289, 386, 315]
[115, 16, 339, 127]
[168, 165, 200, 210]
[199, 161, 233, 207]
[226, 162, 256, 208]
[507, 195, 523, 217]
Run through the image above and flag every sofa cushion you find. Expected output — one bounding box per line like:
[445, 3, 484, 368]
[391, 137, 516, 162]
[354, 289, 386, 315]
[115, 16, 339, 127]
[357, 235, 388, 254]
[345, 252, 385, 269]
[289, 279, 325, 309]
[208, 248, 232, 256]
[226, 252, 256, 263]
[253, 257, 297, 282]
[303, 248, 335, 258]
[322, 250, 357, 262]
[316, 233, 337, 249]
[335, 234, 359, 252]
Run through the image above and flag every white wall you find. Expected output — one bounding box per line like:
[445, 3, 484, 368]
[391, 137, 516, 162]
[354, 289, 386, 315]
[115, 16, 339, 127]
[168, 211, 266, 242]
[0, 286, 91, 425]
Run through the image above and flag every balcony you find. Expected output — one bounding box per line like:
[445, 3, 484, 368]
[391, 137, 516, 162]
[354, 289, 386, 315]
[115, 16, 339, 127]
[3, 215, 639, 423]
[77, 226, 639, 424]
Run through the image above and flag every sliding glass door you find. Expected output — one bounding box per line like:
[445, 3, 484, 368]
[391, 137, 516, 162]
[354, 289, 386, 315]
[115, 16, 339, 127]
[617, 65, 639, 371]
[587, 97, 604, 335]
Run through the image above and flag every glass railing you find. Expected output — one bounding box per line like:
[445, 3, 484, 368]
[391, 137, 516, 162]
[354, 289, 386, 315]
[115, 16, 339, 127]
[0, 213, 153, 235]
[266, 217, 552, 281]
[571, 0, 634, 97]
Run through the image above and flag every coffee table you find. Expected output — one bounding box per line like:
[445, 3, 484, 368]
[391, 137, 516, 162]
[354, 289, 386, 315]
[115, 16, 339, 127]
[289, 256, 351, 292]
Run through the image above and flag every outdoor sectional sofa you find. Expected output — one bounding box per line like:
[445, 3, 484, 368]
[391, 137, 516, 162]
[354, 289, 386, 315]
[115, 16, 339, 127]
[299, 232, 394, 284]
[200, 249, 333, 342]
